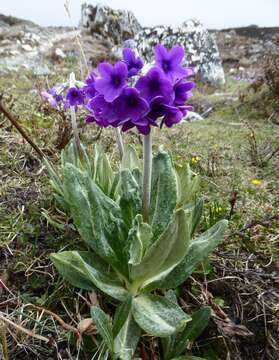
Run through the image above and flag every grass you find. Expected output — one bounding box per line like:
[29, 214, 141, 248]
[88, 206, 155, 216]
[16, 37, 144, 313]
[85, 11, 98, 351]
[0, 64, 279, 359]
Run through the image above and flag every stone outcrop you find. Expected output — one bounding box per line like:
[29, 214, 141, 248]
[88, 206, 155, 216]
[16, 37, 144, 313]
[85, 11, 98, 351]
[80, 2, 141, 44]
[134, 19, 225, 86]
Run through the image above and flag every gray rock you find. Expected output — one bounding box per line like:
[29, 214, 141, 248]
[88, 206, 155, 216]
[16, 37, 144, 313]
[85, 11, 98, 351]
[80, 2, 141, 44]
[134, 19, 225, 87]
[185, 111, 204, 122]
[32, 63, 50, 76]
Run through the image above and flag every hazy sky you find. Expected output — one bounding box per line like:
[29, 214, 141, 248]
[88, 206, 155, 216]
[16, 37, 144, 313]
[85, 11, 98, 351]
[1, 0, 279, 29]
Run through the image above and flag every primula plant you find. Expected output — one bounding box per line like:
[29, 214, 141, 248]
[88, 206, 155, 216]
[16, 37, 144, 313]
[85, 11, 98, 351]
[47, 44, 228, 360]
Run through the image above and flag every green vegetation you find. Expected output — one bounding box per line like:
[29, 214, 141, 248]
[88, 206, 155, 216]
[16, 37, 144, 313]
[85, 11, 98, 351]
[0, 65, 278, 359]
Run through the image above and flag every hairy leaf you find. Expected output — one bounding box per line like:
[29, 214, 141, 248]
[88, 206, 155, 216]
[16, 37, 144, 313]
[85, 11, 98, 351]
[114, 313, 141, 360]
[190, 198, 203, 236]
[150, 220, 228, 290]
[130, 209, 191, 289]
[132, 294, 191, 337]
[50, 251, 97, 290]
[63, 163, 128, 276]
[128, 215, 153, 266]
[176, 164, 200, 206]
[113, 297, 132, 338]
[121, 144, 141, 171]
[119, 169, 141, 228]
[171, 357, 205, 360]
[93, 144, 114, 195]
[91, 306, 113, 351]
[51, 251, 128, 301]
[150, 150, 177, 241]
[171, 307, 211, 358]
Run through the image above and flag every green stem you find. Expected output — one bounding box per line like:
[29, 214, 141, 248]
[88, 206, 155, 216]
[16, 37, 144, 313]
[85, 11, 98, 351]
[115, 127, 124, 158]
[142, 132, 152, 223]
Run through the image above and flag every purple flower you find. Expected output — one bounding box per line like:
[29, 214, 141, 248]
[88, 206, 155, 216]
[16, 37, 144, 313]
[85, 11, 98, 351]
[66, 87, 85, 106]
[174, 79, 195, 105]
[95, 61, 128, 102]
[114, 87, 149, 123]
[160, 105, 184, 127]
[84, 44, 196, 134]
[41, 87, 63, 108]
[83, 71, 97, 99]
[155, 44, 192, 81]
[123, 48, 144, 77]
[122, 117, 155, 136]
[135, 67, 174, 102]
[147, 96, 170, 120]
[145, 96, 183, 128]
[87, 94, 119, 127]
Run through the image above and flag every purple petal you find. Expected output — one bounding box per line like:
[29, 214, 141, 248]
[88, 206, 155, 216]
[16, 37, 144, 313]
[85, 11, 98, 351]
[95, 78, 121, 102]
[98, 63, 114, 78]
[169, 46, 185, 65]
[114, 61, 128, 79]
[154, 44, 169, 62]
[123, 48, 136, 63]
[122, 120, 135, 132]
[137, 124, 151, 135]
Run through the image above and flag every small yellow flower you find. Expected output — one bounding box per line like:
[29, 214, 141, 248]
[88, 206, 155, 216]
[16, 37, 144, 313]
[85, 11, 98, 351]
[251, 179, 263, 186]
[191, 156, 201, 165]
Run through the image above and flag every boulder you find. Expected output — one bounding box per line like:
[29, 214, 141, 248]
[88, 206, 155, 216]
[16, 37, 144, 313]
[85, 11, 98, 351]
[134, 19, 225, 86]
[80, 2, 141, 44]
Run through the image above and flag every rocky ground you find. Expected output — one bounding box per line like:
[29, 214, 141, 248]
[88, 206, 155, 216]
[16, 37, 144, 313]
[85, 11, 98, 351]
[214, 26, 279, 80]
[1, 13, 279, 82]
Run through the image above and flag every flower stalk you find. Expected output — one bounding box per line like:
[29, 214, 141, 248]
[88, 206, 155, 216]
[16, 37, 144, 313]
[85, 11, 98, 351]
[142, 132, 152, 223]
[69, 72, 83, 160]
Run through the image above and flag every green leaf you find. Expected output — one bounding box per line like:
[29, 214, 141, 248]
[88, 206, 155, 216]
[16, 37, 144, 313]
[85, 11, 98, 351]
[160, 290, 179, 358]
[184, 307, 211, 342]
[50, 251, 96, 290]
[93, 144, 114, 195]
[113, 297, 132, 338]
[114, 313, 141, 360]
[121, 144, 141, 171]
[110, 172, 120, 200]
[171, 357, 205, 360]
[161, 335, 175, 360]
[132, 294, 191, 337]
[61, 141, 78, 169]
[44, 158, 63, 196]
[63, 163, 128, 276]
[165, 289, 179, 305]
[61, 140, 92, 175]
[152, 220, 228, 289]
[130, 209, 191, 290]
[190, 199, 203, 236]
[150, 150, 177, 241]
[132, 168, 143, 191]
[51, 251, 128, 301]
[119, 169, 141, 228]
[176, 164, 200, 206]
[128, 215, 153, 266]
[91, 306, 113, 351]
[171, 307, 211, 358]
[53, 193, 70, 213]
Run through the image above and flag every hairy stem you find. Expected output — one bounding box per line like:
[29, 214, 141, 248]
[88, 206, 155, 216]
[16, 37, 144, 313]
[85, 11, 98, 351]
[142, 132, 152, 223]
[115, 127, 124, 158]
[69, 72, 83, 160]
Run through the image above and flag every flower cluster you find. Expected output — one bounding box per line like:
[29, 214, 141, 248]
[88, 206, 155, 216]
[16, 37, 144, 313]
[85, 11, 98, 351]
[41, 87, 65, 109]
[65, 44, 195, 135]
